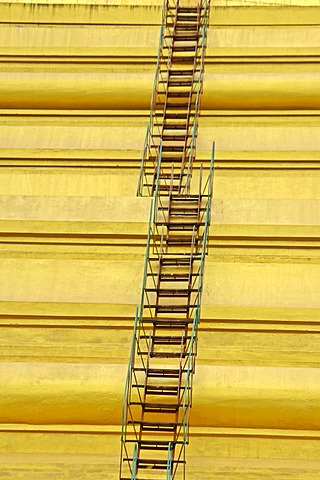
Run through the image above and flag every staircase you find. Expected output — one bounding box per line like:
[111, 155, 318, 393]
[120, 0, 212, 479]
[137, 0, 210, 197]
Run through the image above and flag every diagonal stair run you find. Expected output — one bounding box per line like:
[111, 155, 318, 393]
[137, 0, 211, 197]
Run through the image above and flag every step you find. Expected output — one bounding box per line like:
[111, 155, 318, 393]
[160, 212, 200, 218]
[178, 6, 202, 12]
[172, 45, 197, 52]
[166, 237, 197, 244]
[137, 458, 185, 468]
[134, 367, 185, 378]
[160, 257, 193, 265]
[168, 68, 198, 76]
[166, 220, 201, 227]
[171, 56, 197, 63]
[148, 367, 185, 378]
[143, 183, 179, 192]
[146, 272, 190, 280]
[158, 274, 197, 282]
[155, 102, 195, 109]
[158, 158, 186, 164]
[145, 171, 181, 179]
[156, 304, 190, 313]
[162, 133, 191, 140]
[160, 76, 199, 84]
[138, 440, 178, 450]
[164, 112, 194, 119]
[139, 402, 180, 413]
[156, 123, 189, 128]
[132, 421, 180, 432]
[170, 195, 200, 201]
[152, 335, 189, 345]
[133, 384, 180, 393]
[148, 156, 185, 164]
[161, 145, 185, 152]
[157, 184, 180, 192]
[145, 288, 194, 297]
[166, 226, 201, 232]
[153, 132, 190, 139]
[162, 206, 201, 212]
[177, 15, 200, 22]
[141, 318, 193, 328]
[169, 204, 202, 210]
[167, 92, 193, 98]
[175, 25, 199, 31]
[172, 34, 200, 41]
[169, 213, 201, 218]
[150, 351, 187, 358]
[168, 79, 194, 86]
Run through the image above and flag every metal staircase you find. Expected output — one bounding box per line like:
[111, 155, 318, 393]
[137, 0, 210, 197]
[120, 0, 213, 478]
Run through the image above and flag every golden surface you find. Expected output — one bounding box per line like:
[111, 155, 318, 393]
[0, 0, 319, 479]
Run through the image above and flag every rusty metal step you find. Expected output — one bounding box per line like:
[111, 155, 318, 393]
[164, 114, 194, 120]
[142, 318, 194, 328]
[170, 195, 200, 201]
[172, 45, 197, 52]
[171, 56, 198, 63]
[166, 223, 202, 231]
[167, 91, 194, 98]
[161, 145, 185, 152]
[133, 383, 180, 392]
[145, 288, 195, 296]
[156, 304, 190, 313]
[152, 335, 190, 345]
[138, 458, 185, 468]
[178, 6, 203, 12]
[175, 25, 199, 31]
[162, 133, 190, 140]
[172, 33, 200, 40]
[143, 403, 179, 413]
[159, 257, 193, 265]
[133, 421, 179, 433]
[150, 351, 187, 358]
[130, 401, 180, 413]
[138, 440, 180, 450]
[133, 367, 186, 378]
[165, 68, 198, 75]
[166, 235, 198, 243]
[177, 15, 201, 21]
[155, 102, 195, 109]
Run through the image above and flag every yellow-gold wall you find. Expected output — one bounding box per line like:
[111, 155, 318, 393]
[0, 0, 319, 478]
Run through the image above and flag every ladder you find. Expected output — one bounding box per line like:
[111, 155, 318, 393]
[120, 0, 213, 478]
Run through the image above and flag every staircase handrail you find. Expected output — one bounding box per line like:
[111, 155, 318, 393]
[139, 198, 154, 321]
[121, 307, 139, 443]
[181, 308, 200, 444]
[189, 143, 214, 319]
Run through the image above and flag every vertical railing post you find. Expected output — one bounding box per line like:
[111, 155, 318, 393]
[166, 442, 173, 480]
[131, 442, 138, 480]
